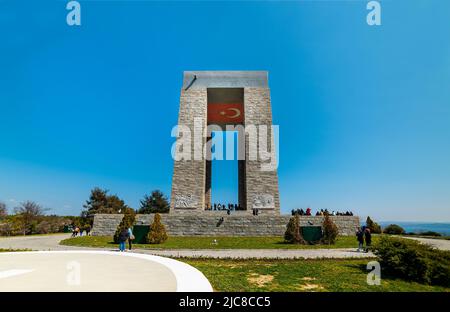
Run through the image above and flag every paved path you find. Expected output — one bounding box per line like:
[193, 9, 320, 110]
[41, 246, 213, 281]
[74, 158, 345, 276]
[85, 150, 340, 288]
[403, 236, 450, 251]
[0, 234, 376, 259]
[0, 234, 85, 251]
[0, 251, 212, 292]
[4, 233, 448, 259]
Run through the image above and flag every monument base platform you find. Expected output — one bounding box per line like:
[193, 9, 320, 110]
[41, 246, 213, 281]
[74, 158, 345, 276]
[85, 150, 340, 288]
[92, 213, 360, 237]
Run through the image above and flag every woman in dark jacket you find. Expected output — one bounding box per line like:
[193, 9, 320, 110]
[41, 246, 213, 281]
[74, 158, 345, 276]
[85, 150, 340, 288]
[118, 228, 129, 252]
[364, 228, 372, 252]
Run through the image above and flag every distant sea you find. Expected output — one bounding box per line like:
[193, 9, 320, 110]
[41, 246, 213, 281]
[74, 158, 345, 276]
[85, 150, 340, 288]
[377, 222, 450, 236]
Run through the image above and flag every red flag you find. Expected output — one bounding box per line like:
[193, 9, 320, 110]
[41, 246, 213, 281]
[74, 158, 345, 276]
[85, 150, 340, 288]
[207, 103, 244, 124]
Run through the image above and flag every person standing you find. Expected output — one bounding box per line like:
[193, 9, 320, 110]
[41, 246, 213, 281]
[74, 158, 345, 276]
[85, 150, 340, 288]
[127, 227, 134, 251]
[118, 228, 129, 252]
[356, 228, 364, 252]
[364, 228, 372, 252]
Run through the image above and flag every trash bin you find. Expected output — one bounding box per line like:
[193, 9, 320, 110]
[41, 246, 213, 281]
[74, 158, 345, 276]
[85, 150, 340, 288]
[133, 225, 150, 244]
[301, 226, 322, 242]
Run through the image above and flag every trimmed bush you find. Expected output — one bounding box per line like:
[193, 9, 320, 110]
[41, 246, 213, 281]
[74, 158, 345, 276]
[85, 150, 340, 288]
[146, 213, 168, 244]
[366, 216, 382, 234]
[321, 214, 339, 245]
[113, 208, 136, 243]
[373, 236, 450, 286]
[383, 224, 406, 235]
[284, 214, 306, 244]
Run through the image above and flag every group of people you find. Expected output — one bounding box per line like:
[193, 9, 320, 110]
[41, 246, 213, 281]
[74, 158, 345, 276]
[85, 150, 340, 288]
[356, 226, 372, 252]
[118, 227, 135, 252]
[205, 203, 245, 212]
[291, 208, 354, 216]
[71, 225, 91, 238]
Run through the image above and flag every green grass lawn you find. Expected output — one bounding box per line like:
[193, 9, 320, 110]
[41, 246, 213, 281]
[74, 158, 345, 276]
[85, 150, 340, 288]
[182, 258, 449, 292]
[60, 235, 377, 249]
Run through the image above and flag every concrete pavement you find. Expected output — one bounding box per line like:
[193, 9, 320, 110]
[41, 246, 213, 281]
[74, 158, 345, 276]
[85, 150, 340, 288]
[0, 234, 376, 259]
[0, 251, 212, 292]
[403, 236, 450, 251]
[2, 234, 449, 260]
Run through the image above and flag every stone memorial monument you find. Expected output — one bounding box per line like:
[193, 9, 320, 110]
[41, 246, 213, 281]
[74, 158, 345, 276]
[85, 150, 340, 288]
[170, 71, 280, 215]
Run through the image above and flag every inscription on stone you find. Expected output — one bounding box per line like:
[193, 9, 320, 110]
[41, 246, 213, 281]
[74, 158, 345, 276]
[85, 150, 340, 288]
[174, 194, 198, 208]
[252, 194, 275, 209]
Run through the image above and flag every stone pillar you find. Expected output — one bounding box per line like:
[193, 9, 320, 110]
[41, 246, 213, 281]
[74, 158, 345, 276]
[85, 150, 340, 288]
[170, 88, 207, 212]
[244, 88, 280, 214]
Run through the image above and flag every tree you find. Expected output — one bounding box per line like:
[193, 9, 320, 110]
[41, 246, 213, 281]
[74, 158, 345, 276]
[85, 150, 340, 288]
[138, 190, 170, 214]
[321, 214, 339, 245]
[0, 202, 7, 218]
[113, 208, 136, 243]
[82, 187, 129, 216]
[146, 213, 168, 244]
[284, 214, 306, 244]
[82, 187, 109, 216]
[366, 216, 382, 234]
[13, 201, 48, 235]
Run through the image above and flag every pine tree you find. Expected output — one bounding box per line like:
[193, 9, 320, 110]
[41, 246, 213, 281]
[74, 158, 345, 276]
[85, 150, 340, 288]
[321, 214, 339, 245]
[284, 214, 306, 244]
[82, 187, 129, 217]
[146, 213, 168, 244]
[366, 216, 382, 234]
[113, 208, 136, 243]
[138, 190, 170, 214]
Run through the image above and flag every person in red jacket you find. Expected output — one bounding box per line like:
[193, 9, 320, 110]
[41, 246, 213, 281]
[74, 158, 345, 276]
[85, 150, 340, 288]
[306, 207, 311, 216]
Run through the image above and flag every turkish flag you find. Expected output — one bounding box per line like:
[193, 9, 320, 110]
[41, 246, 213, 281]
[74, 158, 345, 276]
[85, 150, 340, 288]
[207, 103, 244, 124]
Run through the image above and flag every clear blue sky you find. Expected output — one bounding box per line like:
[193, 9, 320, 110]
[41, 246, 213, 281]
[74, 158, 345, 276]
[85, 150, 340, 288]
[0, 1, 449, 222]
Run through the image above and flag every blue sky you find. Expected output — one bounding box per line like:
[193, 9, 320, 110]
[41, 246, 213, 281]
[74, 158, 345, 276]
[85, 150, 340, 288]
[0, 1, 449, 222]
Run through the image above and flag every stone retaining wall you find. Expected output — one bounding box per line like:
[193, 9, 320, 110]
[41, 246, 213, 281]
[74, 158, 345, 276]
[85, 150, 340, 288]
[92, 213, 360, 237]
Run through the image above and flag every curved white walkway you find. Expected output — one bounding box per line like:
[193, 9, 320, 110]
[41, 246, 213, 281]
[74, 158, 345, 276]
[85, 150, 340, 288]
[0, 251, 212, 292]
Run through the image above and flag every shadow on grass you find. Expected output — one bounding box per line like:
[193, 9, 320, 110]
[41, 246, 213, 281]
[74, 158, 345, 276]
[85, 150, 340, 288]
[346, 262, 418, 285]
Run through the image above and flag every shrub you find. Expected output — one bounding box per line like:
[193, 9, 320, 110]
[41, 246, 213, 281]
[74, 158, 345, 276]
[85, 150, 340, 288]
[383, 224, 406, 235]
[146, 213, 168, 244]
[284, 214, 306, 244]
[35, 221, 51, 234]
[419, 231, 442, 237]
[373, 236, 450, 286]
[113, 208, 136, 243]
[366, 216, 382, 234]
[321, 214, 339, 245]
